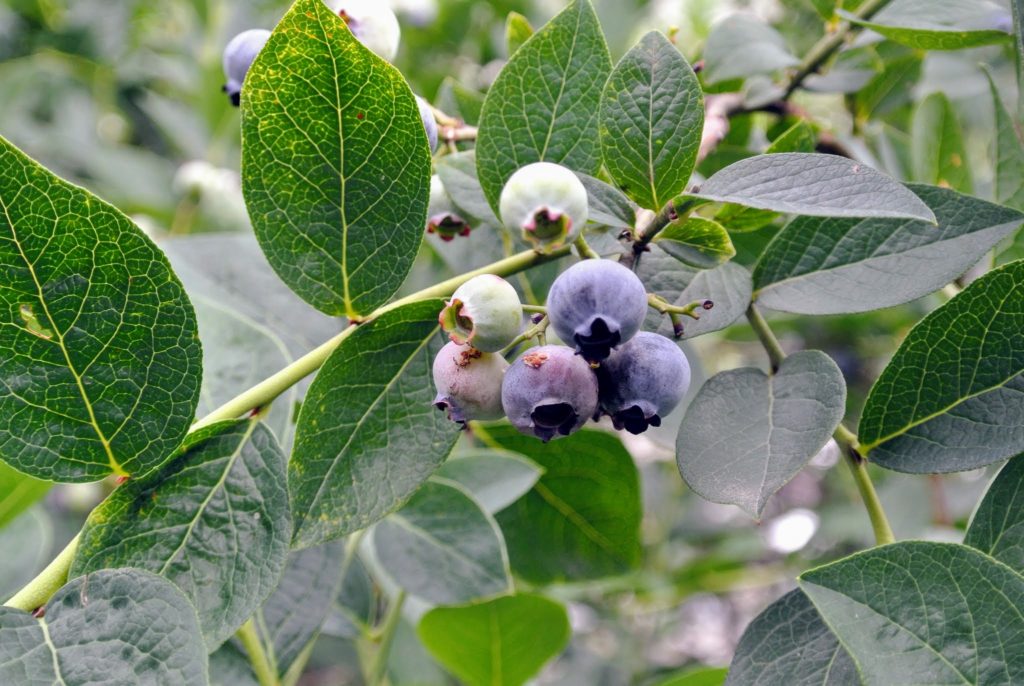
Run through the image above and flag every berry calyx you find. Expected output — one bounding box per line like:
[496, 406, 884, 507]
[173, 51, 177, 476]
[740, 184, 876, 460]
[426, 176, 472, 241]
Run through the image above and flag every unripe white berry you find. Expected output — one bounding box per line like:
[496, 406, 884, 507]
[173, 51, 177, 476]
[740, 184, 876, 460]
[326, 0, 401, 61]
[499, 162, 589, 252]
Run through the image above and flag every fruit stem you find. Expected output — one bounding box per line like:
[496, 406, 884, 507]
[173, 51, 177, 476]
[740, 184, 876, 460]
[573, 234, 601, 260]
[501, 315, 550, 354]
[648, 294, 710, 320]
[237, 618, 281, 686]
[521, 304, 547, 314]
[5, 246, 572, 613]
[745, 304, 895, 546]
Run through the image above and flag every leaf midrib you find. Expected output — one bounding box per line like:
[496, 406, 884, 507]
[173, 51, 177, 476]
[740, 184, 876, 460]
[0, 196, 122, 475]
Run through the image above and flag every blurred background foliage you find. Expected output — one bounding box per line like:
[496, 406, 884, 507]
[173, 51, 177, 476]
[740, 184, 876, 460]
[0, 0, 1018, 683]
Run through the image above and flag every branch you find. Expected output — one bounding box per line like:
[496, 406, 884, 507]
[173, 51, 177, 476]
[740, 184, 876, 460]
[5, 245, 572, 613]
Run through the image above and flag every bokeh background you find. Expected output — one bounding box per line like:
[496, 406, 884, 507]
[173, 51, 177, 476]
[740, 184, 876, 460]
[0, 0, 1018, 683]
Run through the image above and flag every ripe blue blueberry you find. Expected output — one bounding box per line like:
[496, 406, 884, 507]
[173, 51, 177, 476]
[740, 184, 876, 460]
[439, 275, 522, 352]
[501, 345, 598, 442]
[499, 162, 588, 253]
[433, 342, 508, 424]
[417, 96, 438, 151]
[598, 332, 691, 434]
[222, 29, 271, 106]
[327, 0, 401, 61]
[426, 176, 471, 241]
[546, 259, 648, 364]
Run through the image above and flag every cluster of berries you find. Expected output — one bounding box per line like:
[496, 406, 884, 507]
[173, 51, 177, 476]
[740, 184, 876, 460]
[433, 261, 691, 442]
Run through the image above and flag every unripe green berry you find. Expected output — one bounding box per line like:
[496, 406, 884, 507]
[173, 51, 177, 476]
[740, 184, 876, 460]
[427, 175, 471, 241]
[439, 275, 522, 352]
[499, 162, 588, 253]
[326, 0, 401, 61]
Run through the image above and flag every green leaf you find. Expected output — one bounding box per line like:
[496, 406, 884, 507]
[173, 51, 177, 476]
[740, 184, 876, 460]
[435, 450, 543, 514]
[210, 643, 259, 686]
[765, 120, 816, 154]
[800, 541, 1024, 685]
[639, 249, 753, 340]
[911, 92, 972, 193]
[475, 0, 612, 212]
[655, 217, 736, 269]
[0, 508, 51, 601]
[0, 134, 202, 483]
[435, 150, 500, 225]
[859, 260, 1024, 473]
[690, 154, 936, 222]
[854, 51, 922, 121]
[241, 0, 431, 318]
[753, 184, 1024, 315]
[374, 479, 512, 604]
[988, 72, 1024, 211]
[1015, 0, 1024, 114]
[435, 78, 486, 127]
[0, 461, 50, 529]
[656, 667, 729, 686]
[599, 30, 703, 210]
[194, 295, 294, 447]
[162, 232, 343, 360]
[0, 569, 207, 684]
[964, 455, 1024, 572]
[254, 539, 347, 677]
[726, 589, 857, 686]
[289, 300, 459, 548]
[702, 15, 799, 85]
[576, 173, 639, 229]
[677, 351, 847, 518]
[484, 425, 642, 583]
[418, 593, 570, 686]
[71, 419, 291, 648]
[841, 0, 1013, 51]
[505, 11, 534, 55]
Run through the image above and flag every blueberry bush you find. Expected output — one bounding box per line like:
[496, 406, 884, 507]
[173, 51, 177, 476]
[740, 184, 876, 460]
[0, 0, 1023, 684]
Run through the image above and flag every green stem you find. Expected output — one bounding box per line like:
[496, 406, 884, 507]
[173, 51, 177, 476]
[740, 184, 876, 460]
[745, 304, 895, 546]
[833, 424, 896, 545]
[573, 234, 600, 260]
[744, 304, 786, 374]
[4, 533, 80, 611]
[783, 0, 894, 98]
[237, 618, 281, 686]
[368, 590, 407, 686]
[6, 246, 571, 613]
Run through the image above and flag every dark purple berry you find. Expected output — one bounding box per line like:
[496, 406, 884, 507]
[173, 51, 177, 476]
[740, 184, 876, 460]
[432, 342, 508, 424]
[222, 29, 271, 106]
[501, 345, 598, 442]
[598, 332, 691, 434]
[546, 259, 648, 363]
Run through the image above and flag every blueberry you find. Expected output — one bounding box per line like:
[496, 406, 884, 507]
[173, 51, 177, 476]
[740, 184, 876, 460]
[546, 259, 648, 364]
[327, 0, 401, 61]
[433, 342, 508, 424]
[222, 29, 271, 106]
[417, 96, 438, 151]
[501, 345, 598, 442]
[499, 162, 588, 253]
[598, 332, 690, 434]
[439, 275, 522, 352]
[426, 176, 472, 241]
